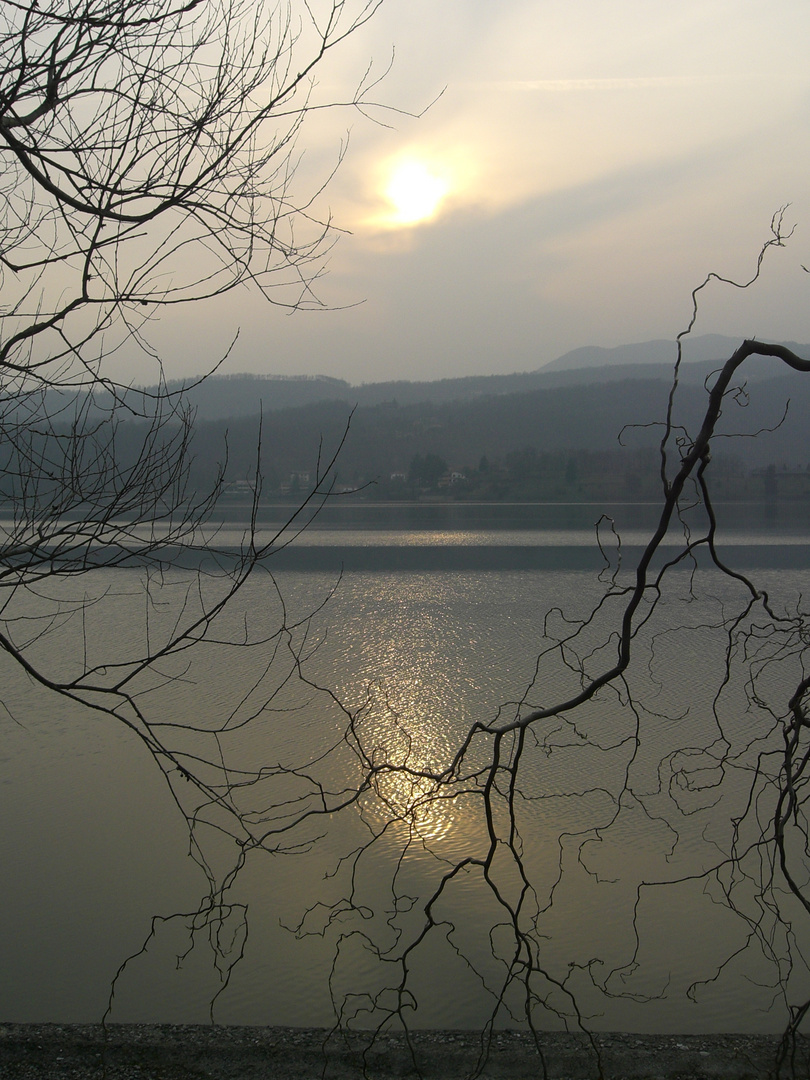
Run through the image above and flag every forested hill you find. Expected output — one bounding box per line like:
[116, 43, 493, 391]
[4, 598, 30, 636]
[176, 340, 810, 501]
[154, 334, 810, 419]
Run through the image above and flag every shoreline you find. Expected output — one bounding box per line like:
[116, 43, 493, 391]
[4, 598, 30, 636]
[1, 1024, 806, 1079]
[116, 541, 810, 572]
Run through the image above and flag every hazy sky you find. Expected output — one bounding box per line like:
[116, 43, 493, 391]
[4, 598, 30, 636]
[155, 0, 810, 385]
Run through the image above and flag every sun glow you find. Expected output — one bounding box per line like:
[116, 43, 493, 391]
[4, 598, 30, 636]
[383, 159, 451, 226]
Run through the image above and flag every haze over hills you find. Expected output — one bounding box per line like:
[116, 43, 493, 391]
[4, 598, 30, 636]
[151, 335, 810, 420]
[65, 334, 810, 506]
[131, 334, 810, 502]
[543, 334, 810, 372]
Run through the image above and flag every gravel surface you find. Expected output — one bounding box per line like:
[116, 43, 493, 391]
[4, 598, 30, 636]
[1, 1024, 806, 1079]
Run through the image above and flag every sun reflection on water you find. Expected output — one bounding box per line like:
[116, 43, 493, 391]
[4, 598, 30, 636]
[370, 767, 460, 845]
[353, 677, 470, 848]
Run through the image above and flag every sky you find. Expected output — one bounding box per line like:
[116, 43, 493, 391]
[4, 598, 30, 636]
[152, 0, 810, 386]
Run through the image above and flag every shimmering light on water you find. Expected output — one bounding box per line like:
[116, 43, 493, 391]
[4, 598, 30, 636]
[1, 534, 809, 1032]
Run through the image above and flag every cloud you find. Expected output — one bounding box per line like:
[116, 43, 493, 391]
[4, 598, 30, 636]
[120, 0, 810, 386]
[323, 59, 808, 244]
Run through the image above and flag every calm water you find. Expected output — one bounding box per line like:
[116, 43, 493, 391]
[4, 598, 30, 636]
[1, 503, 809, 1033]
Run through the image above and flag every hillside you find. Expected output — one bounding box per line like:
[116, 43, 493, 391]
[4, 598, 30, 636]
[147, 335, 810, 420]
[69, 336, 810, 505]
[179, 363, 810, 502]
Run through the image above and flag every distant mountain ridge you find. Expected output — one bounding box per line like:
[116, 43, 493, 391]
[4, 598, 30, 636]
[543, 334, 810, 372]
[143, 334, 810, 420]
[85, 333, 810, 495]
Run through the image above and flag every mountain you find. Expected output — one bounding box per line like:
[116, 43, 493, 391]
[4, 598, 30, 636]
[181, 361, 810, 489]
[145, 335, 810, 420]
[72, 335, 810, 502]
[541, 335, 810, 373]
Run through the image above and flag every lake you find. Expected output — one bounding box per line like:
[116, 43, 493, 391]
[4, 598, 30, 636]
[1, 502, 809, 1034]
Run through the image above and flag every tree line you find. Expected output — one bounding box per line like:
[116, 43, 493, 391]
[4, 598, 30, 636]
[78, 370, 810, 505]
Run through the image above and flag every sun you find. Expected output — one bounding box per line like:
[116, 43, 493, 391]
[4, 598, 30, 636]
[383, 160, 450, 226]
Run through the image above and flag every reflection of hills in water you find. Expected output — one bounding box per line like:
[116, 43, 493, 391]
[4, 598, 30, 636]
[221, 499, 810, 534]
[2, 502, 806, 569]
[258, 544, 810, 571]
[200, 501, 810, 569]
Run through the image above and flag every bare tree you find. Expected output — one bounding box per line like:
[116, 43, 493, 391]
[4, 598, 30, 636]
[61, 206, 809, 1071]
[211, 214, 810, 1078]
[356, 216, 810, 1077]
[0, 0, 389, 1011]
[6, 9, 810, 1070]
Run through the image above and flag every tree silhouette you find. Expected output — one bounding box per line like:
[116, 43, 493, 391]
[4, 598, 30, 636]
[0, 0, 387, 1014]
[4, 11, 810, 1076]
[208, 211, 810, 1078]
